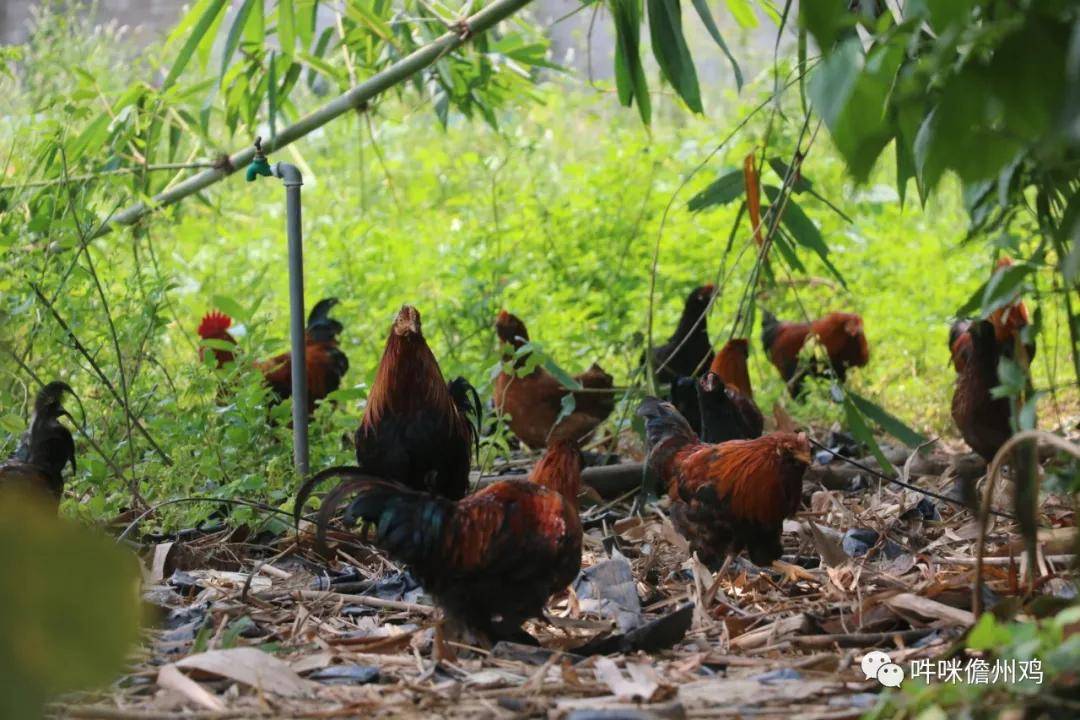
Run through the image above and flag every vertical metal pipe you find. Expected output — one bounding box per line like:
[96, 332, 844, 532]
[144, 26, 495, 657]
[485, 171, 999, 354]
[275, 162, 309, 476]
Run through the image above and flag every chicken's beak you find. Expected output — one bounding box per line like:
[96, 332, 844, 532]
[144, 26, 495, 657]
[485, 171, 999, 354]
[793, 433, 812, 464]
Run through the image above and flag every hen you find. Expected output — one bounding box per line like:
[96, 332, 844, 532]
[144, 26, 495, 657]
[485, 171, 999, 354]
[493, 310, 615, 448]
[0, 382, 76, 509]
[670, 340, 763, 444]
[198, 298, 349, 413]
[350, 305, 480, 499]
[761, 310, 869, 395]
[645, 285, 715, 384]
[637, 398, 809, 577]
[305, 439, 583, 643]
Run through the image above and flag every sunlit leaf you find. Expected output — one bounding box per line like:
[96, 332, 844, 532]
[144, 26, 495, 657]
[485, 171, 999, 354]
[163, 0, 228, 91]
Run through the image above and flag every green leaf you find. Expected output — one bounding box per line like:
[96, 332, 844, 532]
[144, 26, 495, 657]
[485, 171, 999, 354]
[211, 294, 249, 322]
[800, 0, 854, 51]
[767, 157, 811, 193]
[542, 358, 583, 390]
[967, 612, 1013, 650]
[220, 0, 258, 83]
[66, 112, 111, 161]
[647, 0, 702, 113]
[278, 0, 296, 55]
[296, 0, 318, 50]
[0, 413, 23, 434]
[163, 0, 228, 91]
[842, 393, 895, 475]
[847, 390, 928, 448]
[611, 0, 651, 125]
[0, 501, 142, 718]
[690, 0, 742, 89]
[688, 168, 744, 211]
[955, 262, 1033, 318]
[809, 36, 906, 182]
[725, 0, 758, 29]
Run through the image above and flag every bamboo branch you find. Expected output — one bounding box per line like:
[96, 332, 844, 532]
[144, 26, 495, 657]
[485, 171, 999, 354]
[94, 0, 536, 238]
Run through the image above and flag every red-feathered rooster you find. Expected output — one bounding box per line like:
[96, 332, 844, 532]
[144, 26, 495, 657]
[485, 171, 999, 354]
[0, 382, 76, 509]
[197, 298, 349, 413]
[644, 285, 715, 384]
[761, 310, 869, 395]
[302, 439, 583, 643]
[671, 338, 763, 443]
[494, 310, 615, 449]
[346, 305, 480, 500]
[637, 398, 810, 580]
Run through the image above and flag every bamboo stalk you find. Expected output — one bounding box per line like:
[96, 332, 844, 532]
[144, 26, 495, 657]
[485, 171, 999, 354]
[94, 0, 536, 238]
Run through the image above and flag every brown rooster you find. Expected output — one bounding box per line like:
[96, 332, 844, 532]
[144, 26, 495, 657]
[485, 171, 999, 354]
[645, 284, 715, 384]
[350, 305, 480, 499]
[0, 382, 76, 509]
[761, 310, 869, 395]
[303, 439, 583, 643]
[637, 398, 810, 580]
[494, 310, 615, 449]
[197, 298, 349, 414]
[951, 319, 1014, 463]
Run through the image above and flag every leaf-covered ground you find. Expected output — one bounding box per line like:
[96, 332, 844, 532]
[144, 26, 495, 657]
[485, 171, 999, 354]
[55, 423, 1078, 719]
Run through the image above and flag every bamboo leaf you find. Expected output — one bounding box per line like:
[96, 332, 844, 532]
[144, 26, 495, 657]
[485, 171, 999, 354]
[163, 0, 228, 91]
[725, 0, 758, 28]
[688, 168, 744, 211]
[690, 0, 742, 89]
[842, 394, 895, 474]
[846, 390, 928, 448]
[611, 0, 651, 124]
[296, 0, 318, 49]
[278, 0, 296, 55]
[221, 0, 259, 83]
[647, 0, 702, 113]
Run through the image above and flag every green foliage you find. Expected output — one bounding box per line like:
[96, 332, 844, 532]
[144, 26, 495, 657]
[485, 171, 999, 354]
[867, 607, 1080, 718]
[0, 3, 1075, 536]
[0, 493, 142, 717]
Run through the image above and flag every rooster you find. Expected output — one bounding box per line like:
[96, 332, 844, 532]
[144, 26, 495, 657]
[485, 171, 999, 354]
[197, 298, 349, 414]
[0, 382, 76, 508]
[951, 319, 1014, 463]
[645, 285, 715, 385]
[348, 305, 480, 499]
[303, 439, 583, 643]
[761, 310, 869, 395]
[494, 310, 615, 449]
[637, 398, 811, 581]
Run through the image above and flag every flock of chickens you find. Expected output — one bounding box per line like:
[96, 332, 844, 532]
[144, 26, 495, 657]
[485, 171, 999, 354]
[0, 258, 1032, 644]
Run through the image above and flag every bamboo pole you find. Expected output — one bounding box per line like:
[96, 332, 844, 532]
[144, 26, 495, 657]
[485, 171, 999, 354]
[94, 0, 535, 238]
